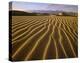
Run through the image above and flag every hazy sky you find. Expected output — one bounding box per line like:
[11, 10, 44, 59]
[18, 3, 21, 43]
[11, 1, 78, 13]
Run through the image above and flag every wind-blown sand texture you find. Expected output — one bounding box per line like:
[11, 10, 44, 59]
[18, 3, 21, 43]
[11, 16, 78, 61]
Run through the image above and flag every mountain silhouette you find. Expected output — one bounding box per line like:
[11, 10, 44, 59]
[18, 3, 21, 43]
[9, 10, 38, 16]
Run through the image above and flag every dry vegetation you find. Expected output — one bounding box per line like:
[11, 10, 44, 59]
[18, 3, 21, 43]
[11, 16, 78, 61]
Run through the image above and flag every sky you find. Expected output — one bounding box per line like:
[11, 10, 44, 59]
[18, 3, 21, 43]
[10, 1, 78, 13]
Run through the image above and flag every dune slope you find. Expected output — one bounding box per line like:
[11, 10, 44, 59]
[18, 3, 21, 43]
[11, 16, 78, 61]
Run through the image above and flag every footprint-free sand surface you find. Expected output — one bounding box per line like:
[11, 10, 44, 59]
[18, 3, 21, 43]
[11, 16, 78, 61]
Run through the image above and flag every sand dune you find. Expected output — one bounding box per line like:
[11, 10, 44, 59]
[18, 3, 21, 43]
[11, 16, 78, 61]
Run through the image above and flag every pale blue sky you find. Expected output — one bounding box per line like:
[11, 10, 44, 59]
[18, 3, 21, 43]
[11, 1, 78, 13]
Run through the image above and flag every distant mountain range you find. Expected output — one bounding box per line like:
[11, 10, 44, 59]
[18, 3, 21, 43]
[31, 10, 77, 13]
[9, 10, 38, 16]
[9, 10, 78, 16]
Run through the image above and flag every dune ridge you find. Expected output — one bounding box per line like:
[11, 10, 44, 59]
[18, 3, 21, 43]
[11, 16, 78, 61]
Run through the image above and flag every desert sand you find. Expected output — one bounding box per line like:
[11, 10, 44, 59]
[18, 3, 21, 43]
[11, 16, 78, 61]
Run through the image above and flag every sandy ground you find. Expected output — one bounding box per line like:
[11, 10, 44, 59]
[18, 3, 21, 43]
[11, 16, 78, 61]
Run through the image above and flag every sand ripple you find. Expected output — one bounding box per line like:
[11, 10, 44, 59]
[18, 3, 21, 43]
[11, 16, 78, 61]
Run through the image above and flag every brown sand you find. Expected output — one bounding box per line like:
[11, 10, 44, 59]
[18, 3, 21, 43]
[11, 16, 78, 61]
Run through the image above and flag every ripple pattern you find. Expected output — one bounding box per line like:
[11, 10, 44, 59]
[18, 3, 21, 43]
[10, 16, 78, 61]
